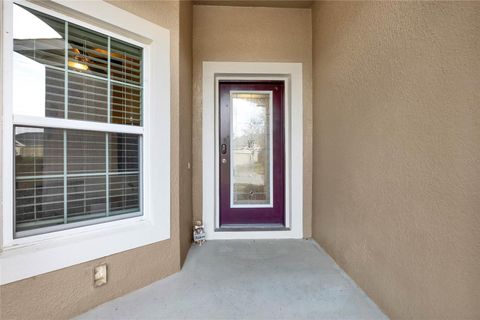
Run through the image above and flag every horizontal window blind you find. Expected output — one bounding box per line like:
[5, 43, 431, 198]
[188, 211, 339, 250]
[68, 24, 109, 78]
[16, 177, 65, 231]
[15, 127, 141, 233]
[68, 73, 109, 123]
[67, 176, 107, 222]
[111, 39, 142, 86]
[45, 68, 66, 118]
[13, 4, 143, 126]
[110, 133, 140, 172]
[67, 130, 106, 174]
[111, 83, 141, 126]
[12, 4, 144, 236]
[109, 173, 140, 216]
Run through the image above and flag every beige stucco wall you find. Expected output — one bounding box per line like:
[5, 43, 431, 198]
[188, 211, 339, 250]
[312, 2, 480, 319]
[192, 5, 313, 236]
[0, 1, 193, 319]
[179, 0, 194, 264]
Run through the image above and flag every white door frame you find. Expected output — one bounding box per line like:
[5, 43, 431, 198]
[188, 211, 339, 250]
[202, 61, 303, 240]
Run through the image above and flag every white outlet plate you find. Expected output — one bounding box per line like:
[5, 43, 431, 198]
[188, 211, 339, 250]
[94, 264, 107, 287]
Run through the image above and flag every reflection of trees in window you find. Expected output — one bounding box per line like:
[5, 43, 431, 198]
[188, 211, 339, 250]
[231, 93, 271, 204]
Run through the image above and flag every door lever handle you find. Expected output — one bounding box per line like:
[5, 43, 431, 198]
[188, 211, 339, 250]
[221, 144, 227, 155]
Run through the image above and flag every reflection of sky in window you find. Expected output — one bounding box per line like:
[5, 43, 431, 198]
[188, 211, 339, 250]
[15, 126, 44, 135]
[13, 4, 62, 118]
[232, 97, 266, 137]
[13, 5, 62, 40]
[13, 53, 46, 117]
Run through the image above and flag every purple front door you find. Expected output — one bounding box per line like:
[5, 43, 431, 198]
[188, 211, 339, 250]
[219, 81, 285, 226]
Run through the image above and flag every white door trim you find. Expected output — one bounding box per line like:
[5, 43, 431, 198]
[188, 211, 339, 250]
[202, 61, 303, 240]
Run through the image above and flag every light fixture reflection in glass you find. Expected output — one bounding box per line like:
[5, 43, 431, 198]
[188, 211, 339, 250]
[68, 60, 89, 71]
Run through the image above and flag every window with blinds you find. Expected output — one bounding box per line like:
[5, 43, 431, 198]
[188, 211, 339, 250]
[12, 4, 143, 236]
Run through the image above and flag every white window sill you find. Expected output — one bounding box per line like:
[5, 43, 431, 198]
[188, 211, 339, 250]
[0, 216, 169, 285]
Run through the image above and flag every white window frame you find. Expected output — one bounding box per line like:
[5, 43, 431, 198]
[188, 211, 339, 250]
[1, 0, 171, 285]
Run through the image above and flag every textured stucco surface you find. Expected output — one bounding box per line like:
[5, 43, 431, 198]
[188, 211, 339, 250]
[192, 5, 313, 237]
[179, 0, 194, 265]
[193, 0, 313, 8]
[0, 1, 193, 319]
[312, 2, 480, 319]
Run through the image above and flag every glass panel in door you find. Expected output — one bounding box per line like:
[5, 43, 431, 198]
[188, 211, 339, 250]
[230, 92, 272, 207]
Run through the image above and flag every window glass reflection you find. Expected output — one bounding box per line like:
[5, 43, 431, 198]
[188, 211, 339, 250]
[13, 4, 65, 118]
[231, 92, 272, 206]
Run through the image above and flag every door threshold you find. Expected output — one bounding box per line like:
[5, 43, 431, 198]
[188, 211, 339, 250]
[216, 224, 289, 232]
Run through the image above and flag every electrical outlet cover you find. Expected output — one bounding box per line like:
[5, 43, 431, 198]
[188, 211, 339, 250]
[94, 264, 107, 287]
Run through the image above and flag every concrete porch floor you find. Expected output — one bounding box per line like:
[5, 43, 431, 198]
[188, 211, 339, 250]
[77, 240, 387, 319]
